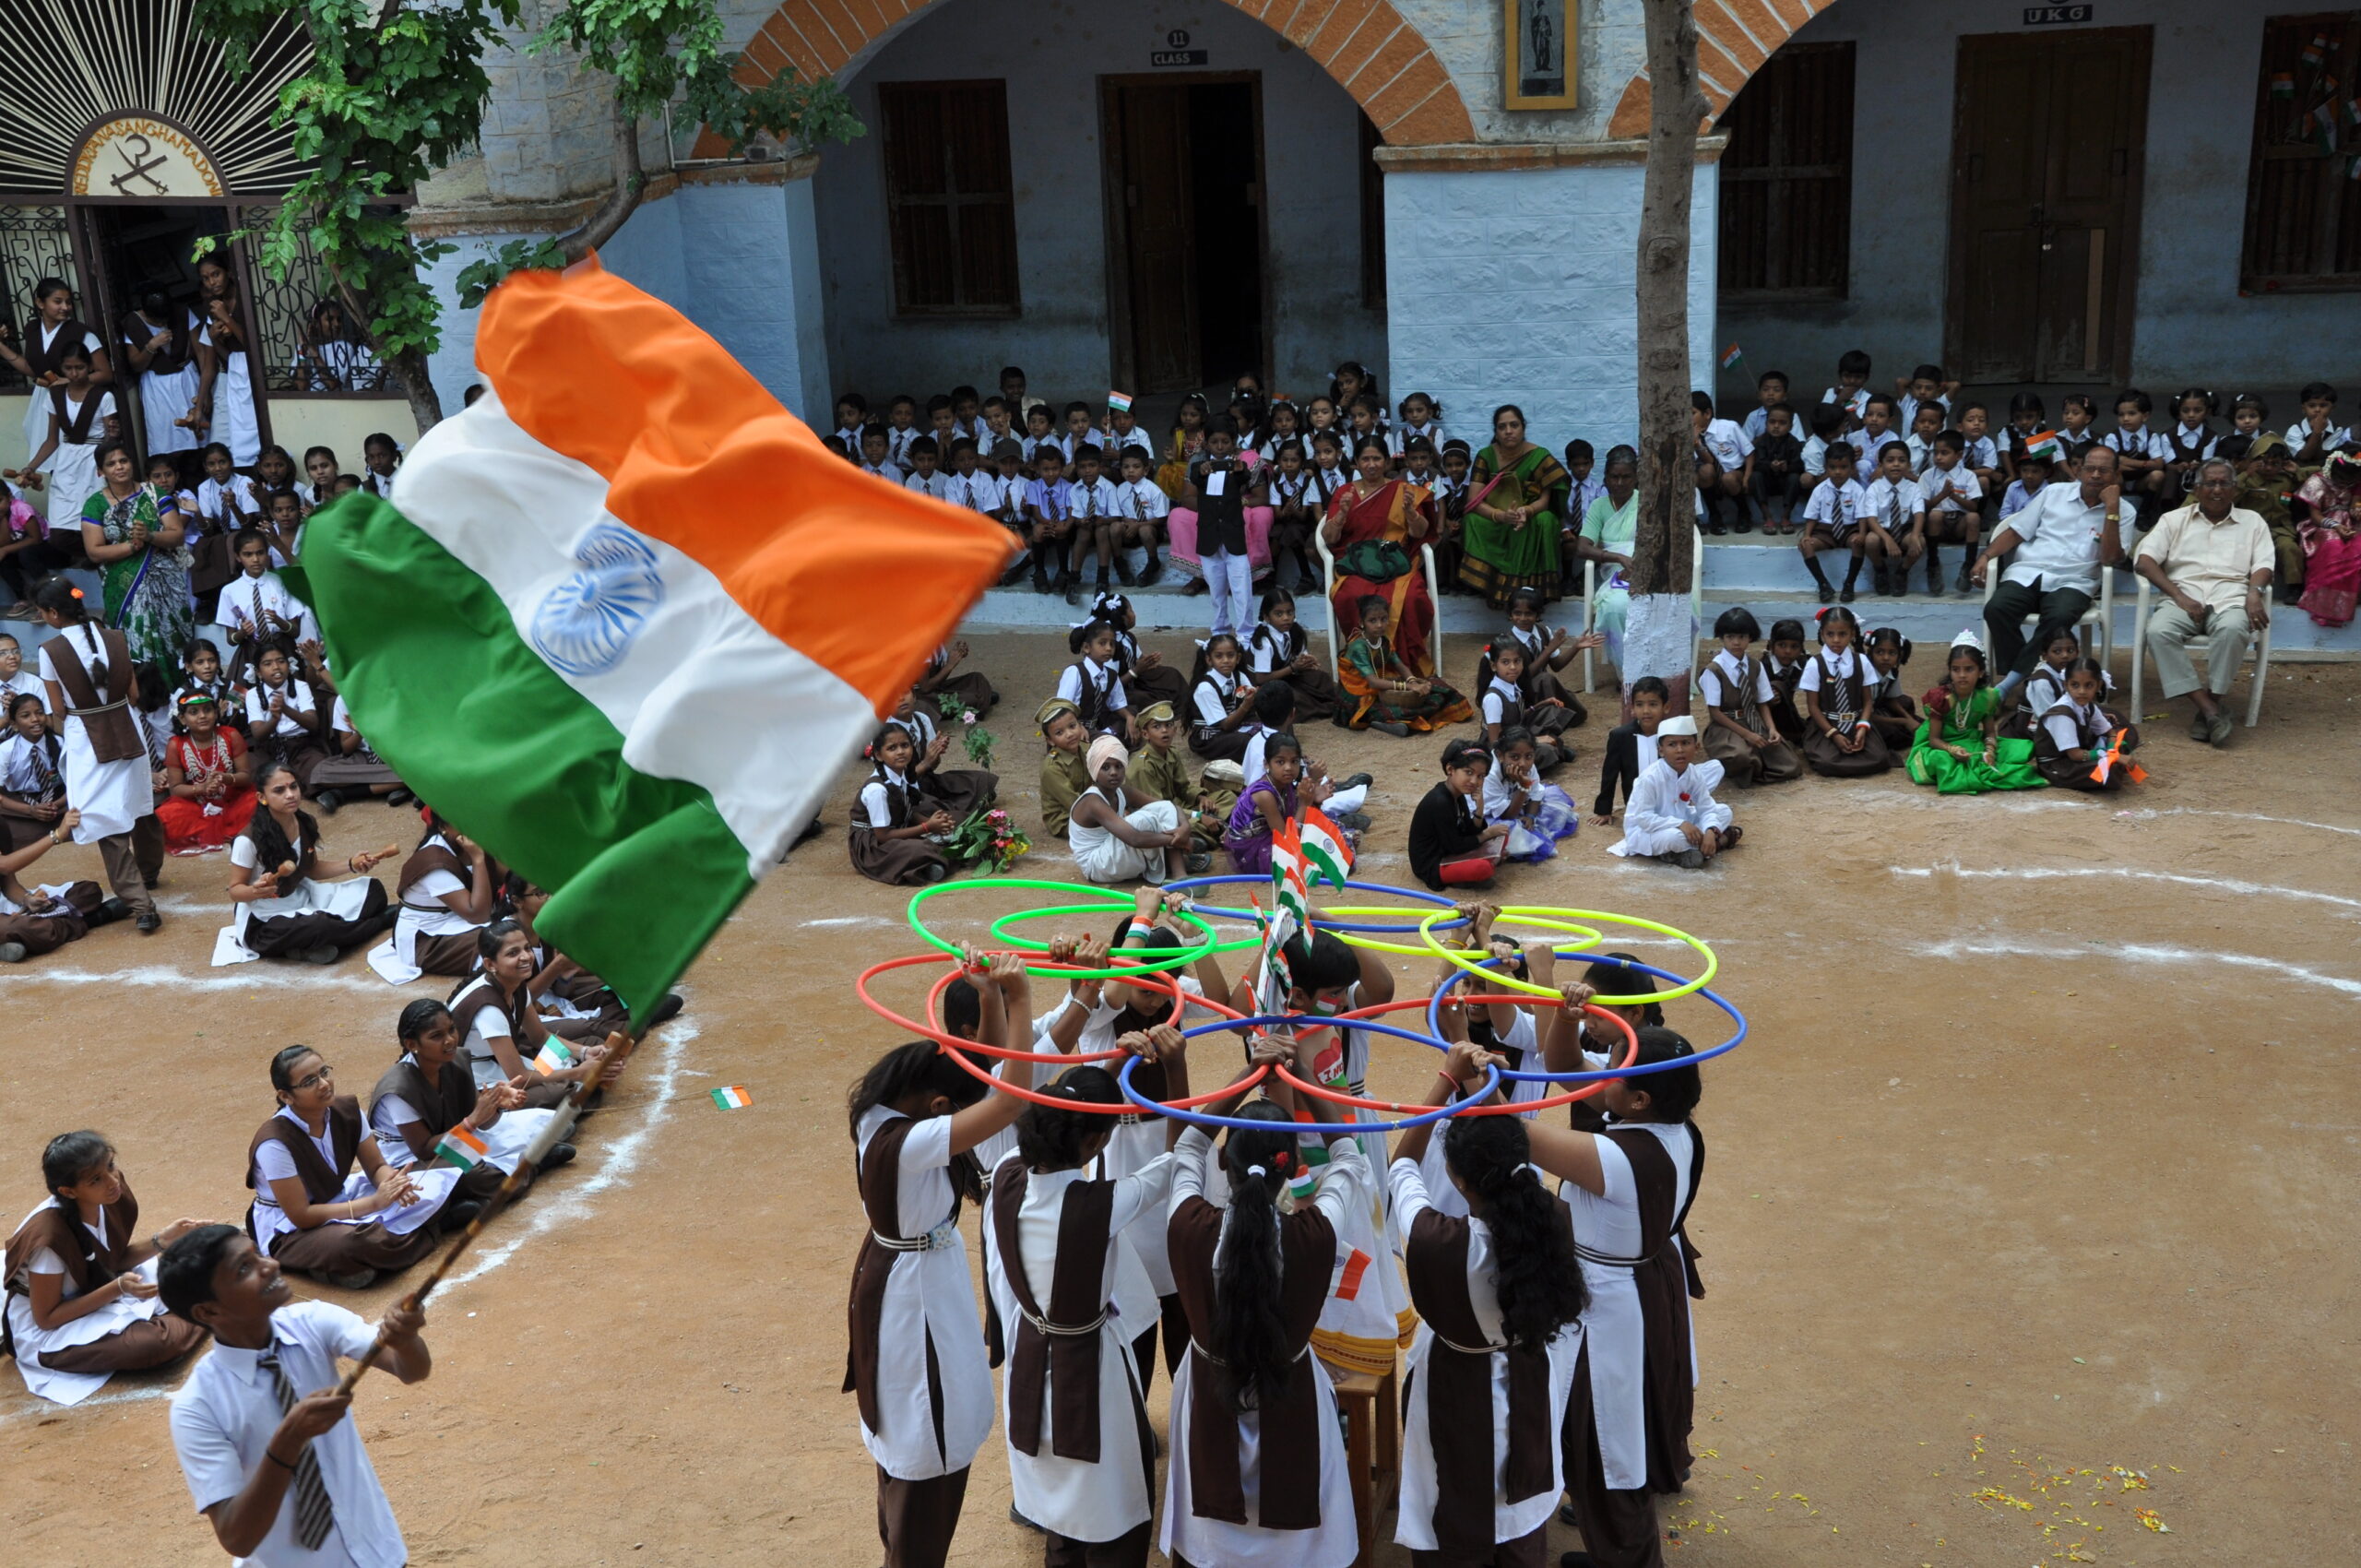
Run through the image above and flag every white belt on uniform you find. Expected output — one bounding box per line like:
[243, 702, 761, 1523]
[870, 1220, 961, 1253]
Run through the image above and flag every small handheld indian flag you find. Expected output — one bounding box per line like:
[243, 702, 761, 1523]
[711, 1085, 753, 1111]
[2272, 72, 2297, 100]
[1299, 805, 1355, 890]
[532, 1039, 577, 1076]
[285, 259, 1010, 1019]
[2023, 429, 2064, 462]
[1719, 343, 1743, 371]
[433, 1125, 489, 1171]
[1108, 390, 1133, 413]
[2302, 33, 2329, 68]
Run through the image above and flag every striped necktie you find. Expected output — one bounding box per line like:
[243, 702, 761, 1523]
[256, 1349, 337, 1550]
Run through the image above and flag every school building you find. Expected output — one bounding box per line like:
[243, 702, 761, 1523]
[6, 0, 2357, 651]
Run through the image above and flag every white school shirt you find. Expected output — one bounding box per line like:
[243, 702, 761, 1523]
[2041, 695, 2117, 755]
[1896, 392, 1951, 433]
[244, 677, 317, 739]
[2, 668, 48, 714]
[1246, 621, 1300, 673]
[1918, 464, 1981, 515]
[2285, 420, 2356, 452]
[172, 1301, 408, 1568]
[902, 469, 955, 502]
[1861, 475, 1922, 531]
[986, 1152, 1179, 1540]
[1055, 657, 1129, 717]
[361, 469, 397, 499]
[47, 389, 115, 446]
[1114, 476, 1169, 521]
[225, 569, 316, 645]
[1241, 725, 1272, 786]
[1797, 646, 1869, 703]
[942, 469, 999, 513]
[1698, 418, 1751, 472]
[1479, 674, 1523, 728]
[1567, 473, 1607, 519]
[1800, 434, 1828, 477]
[860, 457, 906, 485]
[1067, 474, 1121, 518]
[1847, 425, 1903, 469]
[857, 764, 916, 831]
[1306, 463, 1349, 511]
[1388, 420, 1444, 457]
[1101, 426, 1156, 467]
[1904, 432, 1938, 473]
[1266, 467, 1316, 512]
[1192, 667, 1247, 728]
[1801, 477, 1868, 531]
[1961, 434, 1999, 471]
[1698, 647, 1774, 710]
[0, 729, 59, 790]
[884, 426, 919, 466]
[1821, 386, 1869, 420]
[2101, 426, 2170, 463]
[1428, 471, 1464, 512]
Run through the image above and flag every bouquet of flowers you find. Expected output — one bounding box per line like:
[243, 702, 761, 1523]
[946, 806, 1029, 873]
[936, 693, 996, 769]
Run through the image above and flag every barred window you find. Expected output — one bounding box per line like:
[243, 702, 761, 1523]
[2241, 13, 2361, 291]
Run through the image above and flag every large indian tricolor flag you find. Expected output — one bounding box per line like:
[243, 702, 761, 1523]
[286, 259, 1011, 1018]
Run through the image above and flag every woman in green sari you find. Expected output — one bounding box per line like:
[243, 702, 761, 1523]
[1458, 403, 1570, 607]
[1905, 634, 2045, 795]
[77, 441, 192, 683]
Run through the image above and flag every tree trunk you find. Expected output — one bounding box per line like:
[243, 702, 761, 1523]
[1629, 0, 1705, 622]
[560, 104, 647, 265]
[336, 277, 444, 435]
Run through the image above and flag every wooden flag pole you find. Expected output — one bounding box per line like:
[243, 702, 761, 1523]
[332, 1025, 642, 1396]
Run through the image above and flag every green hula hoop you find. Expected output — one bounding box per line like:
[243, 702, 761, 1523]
[1418, 906, 1716, 1004]
[1327, 906, 1605, 958]
[906, 877, 1225, 977]
[988, 901, 1261, 957]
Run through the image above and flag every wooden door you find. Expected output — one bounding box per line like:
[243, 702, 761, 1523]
[1949, 28, 2150, 383]
[1103, 82, 1197, 395]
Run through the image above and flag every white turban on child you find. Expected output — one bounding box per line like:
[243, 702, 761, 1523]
[1086, 736, 1129, 778]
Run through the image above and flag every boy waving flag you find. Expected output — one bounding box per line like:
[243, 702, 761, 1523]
[288, 257, 1012, 1018]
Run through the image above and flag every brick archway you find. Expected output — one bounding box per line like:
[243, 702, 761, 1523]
[1607, 0, 1830, 137]
[710, 0, 1475, 150]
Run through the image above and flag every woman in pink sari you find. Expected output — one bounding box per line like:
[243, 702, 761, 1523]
[2296, 452, 2361, 628]
[1322, 436, 1440, 675]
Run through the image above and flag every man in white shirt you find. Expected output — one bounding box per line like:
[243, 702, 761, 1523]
[1973, 445, 2129, 682]
[2133, 458, 2272, 746]
[164, 1224, 432, 1568]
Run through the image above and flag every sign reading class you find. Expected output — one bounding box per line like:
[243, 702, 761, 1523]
[71, 115, 224, 198]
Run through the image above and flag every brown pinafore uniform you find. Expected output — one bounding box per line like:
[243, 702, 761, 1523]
[1406, 1206, 1563, 1561]
[238, 825, 390, 958]
[1701, 653, 1803, 785]
[396, 836, 498, 975]
[849, 765, 950, 886]
[2, 1174, 206, 1372]
[1165, 1189, 1335, 1531]
[246, 1097, 442, 1276]
[1799, 650, 1892, 777]
[448, 972, 573, 1110]
[370, 1053, 521, 1204]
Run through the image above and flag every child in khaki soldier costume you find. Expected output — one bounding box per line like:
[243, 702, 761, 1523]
[1120, 702, 1225, 863]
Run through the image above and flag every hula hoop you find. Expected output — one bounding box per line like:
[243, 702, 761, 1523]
[906, 878, 1224, 974]
[1121, 1035, 1502, 1136]
[1425, 955, 1748, 1080]
[1282, 994, 1641, 1117]
[1162, 874, 1470, 935]
[1418, 907, 1716, 1004]
[936, 1024, 1275, 1112]
[854, 953, 1201, 1063]
[987, 901, 1262, 957]
[1325, 905, 1608, 959]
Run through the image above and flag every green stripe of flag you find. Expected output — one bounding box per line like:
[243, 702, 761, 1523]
[284, 493, 753, 1018]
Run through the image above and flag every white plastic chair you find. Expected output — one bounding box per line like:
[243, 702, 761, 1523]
[1980, 561, 2115, 671]
[1581, 527, 1705, 693]
[1315, 535, 1444, 682]
[2129, 576, 2272, 727]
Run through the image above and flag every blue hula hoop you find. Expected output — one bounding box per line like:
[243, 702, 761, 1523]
[1117, 1013, 1503, 1135]
[1162, 873, 1471, 935]
[1426, 955, 1748, 1081]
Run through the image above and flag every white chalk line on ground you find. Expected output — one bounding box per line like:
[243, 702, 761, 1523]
[1913, 939, 2361, 1000]
[0, 1022, 695, 1426]
[1893, 862, 2361, 915]
[2115, 806, 2361, 839]
[801, 914, 903, 930]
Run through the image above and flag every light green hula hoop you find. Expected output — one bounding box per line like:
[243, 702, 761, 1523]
[905, 877, 1223, 976]
[988, 901, 1260, 956]
[1324, 905, 1604, 958]
[1418, 906, 1715, 1004]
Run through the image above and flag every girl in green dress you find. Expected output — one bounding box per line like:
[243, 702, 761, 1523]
[1458, 403, 1570, 606]
[1905, 632, 2046, 794]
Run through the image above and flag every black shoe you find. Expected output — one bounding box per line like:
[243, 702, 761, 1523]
[1839, 581, 1857, 603]
[1095, 571, 1111, 596]
[323, 1267, 379, 1289]
[386, 788, 414, 808]
[1560, 1553, 1599, 1568]
[1953, 563, 1975, 594]
[1809, 575, 1833, 605]
[301, 944, 339, 966]
[1734, 511, 1754, 533]
[136, 909, 162, 934]
[1183, 577, 1209, 595]
[640, 992, 685, 1028]
[1705, 519, 1728, 536]
[314, 789, 343, 815]
[89, 897, 134, 928]
[1114, 557, 1135, 586]
[1333, 809, 1372, 832]
[1001, 558, 1032, 588]
[1336, 772, 1374, 790]
[142, 875, 159, 889]
[1138, 555, 1164, 586]
[1926, 555, 1942, 593]
[440, 1199, 485, 1234]
[1061, 573, 1082, 606]
[537, 1143, 578, 1172]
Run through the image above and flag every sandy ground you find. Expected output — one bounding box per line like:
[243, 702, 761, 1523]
[2, 626, 2355, 1567]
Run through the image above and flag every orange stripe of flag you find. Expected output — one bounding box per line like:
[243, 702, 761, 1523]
[475, 256, 1013, 710]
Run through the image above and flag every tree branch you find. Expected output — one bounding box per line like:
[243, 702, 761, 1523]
[560, 106, 645, 264]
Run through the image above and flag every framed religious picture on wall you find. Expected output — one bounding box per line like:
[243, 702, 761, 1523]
[1503, 0, 1577, 111]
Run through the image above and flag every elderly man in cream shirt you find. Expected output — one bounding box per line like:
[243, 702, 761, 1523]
[2133, 458, 2272, 746]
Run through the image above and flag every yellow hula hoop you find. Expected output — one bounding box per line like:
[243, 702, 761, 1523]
[1326, 907, 1604, 958]
[1417, 907, 1717, 1004]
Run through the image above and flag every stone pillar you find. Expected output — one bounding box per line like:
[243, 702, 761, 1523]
[1377, 141, 1720, 454]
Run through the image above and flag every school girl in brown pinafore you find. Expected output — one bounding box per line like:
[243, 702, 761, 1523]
[374, 812, 505, 982]
[1797, 609, 1892, 778]
[447, 920, 614, 1111]
[367, 999, 552, 1211]
[850, 721, 957, 886]
[1697, 641, 1803, 786]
